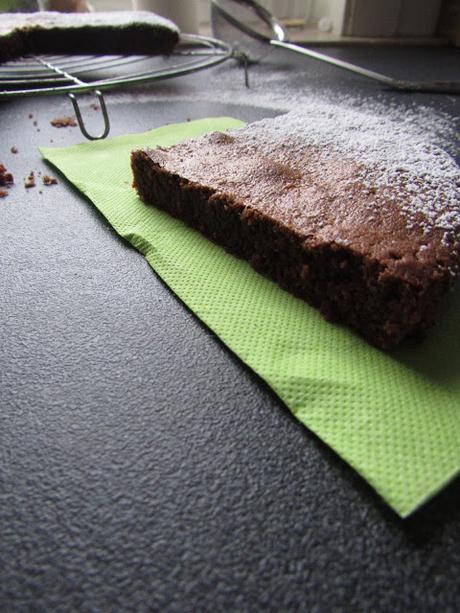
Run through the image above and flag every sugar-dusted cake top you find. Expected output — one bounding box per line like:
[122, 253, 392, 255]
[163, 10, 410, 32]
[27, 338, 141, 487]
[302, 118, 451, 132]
[237, 109, 460, 240]
[0, 11, 180, 36]
[0, 10, 180, 61]
[143, 108, 460, 283]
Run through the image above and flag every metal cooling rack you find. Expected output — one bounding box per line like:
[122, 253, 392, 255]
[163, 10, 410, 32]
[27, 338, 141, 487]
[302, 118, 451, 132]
[0, 34, 234, 140]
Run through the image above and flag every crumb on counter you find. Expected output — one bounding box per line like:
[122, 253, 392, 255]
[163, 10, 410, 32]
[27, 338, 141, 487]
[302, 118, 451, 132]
[0, 189, 8, 198]
[50, 116, 77, 128]
[24, 171, 36, 188]
[10, 147, 18, 154]
[43, 175, 58, 186]
[0, 164, 14, 186]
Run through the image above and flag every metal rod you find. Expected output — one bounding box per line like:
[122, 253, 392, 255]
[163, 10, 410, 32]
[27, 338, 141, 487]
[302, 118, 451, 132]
[37, 56, 86, 86]
[68, 90, 110, 140]
[39, 56, 111, 140]
[270, 40, 460, 94]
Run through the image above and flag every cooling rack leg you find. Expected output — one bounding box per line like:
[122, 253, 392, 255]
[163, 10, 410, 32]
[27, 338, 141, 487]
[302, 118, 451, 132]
[68, 90, 111, 140]
[242, 54, 250, 88]
[231, 50, 250, 88]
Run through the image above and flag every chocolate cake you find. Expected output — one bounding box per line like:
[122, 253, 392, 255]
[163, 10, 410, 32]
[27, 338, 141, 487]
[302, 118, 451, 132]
[131, 111, 460, 349]
[0, 11, 179, 62]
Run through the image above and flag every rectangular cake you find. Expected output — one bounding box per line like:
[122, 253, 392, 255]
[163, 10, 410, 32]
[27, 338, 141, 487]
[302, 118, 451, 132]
[131, 111, 460, 349]
[0, 11, 179, 62]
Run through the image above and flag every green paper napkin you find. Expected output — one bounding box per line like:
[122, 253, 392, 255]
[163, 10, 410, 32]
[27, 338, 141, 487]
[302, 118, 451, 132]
[41, 118, 460, 517]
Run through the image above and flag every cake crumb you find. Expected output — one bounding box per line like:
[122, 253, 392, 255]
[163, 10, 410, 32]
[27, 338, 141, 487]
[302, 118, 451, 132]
[0, 189, 8, 198]
[43, 175, 58, 186]
[10, 147, 18, 154]
[0, 164, 14, 186]
[50, 116, 77, 128]
[28, 113, 33, 119]
[24, 171, 36, 188]
[90, 103, 99, 111]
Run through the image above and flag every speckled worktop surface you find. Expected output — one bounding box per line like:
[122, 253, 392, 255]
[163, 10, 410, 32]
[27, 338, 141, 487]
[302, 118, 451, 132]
[1, 44, 460, 611]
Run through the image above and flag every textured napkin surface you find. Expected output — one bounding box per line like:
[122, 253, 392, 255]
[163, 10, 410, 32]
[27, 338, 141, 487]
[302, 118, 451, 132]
[41, 118, 460, 517]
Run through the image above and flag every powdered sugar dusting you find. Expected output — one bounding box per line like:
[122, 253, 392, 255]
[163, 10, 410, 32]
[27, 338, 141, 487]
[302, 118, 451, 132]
[229, 105, 460, 243]
[108, 61, 460, 249]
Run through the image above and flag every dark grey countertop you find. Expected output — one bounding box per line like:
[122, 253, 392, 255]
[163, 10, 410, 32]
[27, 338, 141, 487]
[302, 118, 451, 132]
[1, 45, 460, 612]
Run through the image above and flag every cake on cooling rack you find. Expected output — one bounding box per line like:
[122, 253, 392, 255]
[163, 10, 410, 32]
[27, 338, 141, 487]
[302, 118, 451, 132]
[0, 11, 179, 62]
[131, 110, 460, 349]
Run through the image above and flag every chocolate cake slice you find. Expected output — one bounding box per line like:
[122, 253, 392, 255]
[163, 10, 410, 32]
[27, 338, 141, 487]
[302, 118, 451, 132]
[131, 111, 460, 349]
[0, 11, 179, 62]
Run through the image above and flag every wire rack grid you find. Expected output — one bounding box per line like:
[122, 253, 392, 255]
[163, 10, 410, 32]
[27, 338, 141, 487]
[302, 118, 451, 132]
[0, 34, 234, 139]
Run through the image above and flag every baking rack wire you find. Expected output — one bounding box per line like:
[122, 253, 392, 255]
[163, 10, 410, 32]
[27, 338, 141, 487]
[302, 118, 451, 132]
[0, 34, 240, 140]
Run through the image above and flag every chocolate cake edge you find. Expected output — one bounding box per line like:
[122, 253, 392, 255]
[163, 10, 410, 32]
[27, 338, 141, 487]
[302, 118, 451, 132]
[0, 12, 180, 62]
[131, 145, 452, 350]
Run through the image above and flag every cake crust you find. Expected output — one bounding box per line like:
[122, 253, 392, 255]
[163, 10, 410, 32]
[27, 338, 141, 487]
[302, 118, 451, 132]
[131, 113, 460, 349]
[0, 11, 179, 62]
